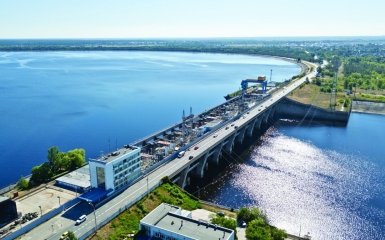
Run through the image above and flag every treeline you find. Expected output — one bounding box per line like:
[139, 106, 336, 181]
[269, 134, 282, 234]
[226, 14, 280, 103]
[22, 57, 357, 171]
[315, 55, 385, 96]
[344, 57, 385, 75]
[0, 39, 315, 61]
[342, 57, 385, 91]
[18, 146, 85, 189]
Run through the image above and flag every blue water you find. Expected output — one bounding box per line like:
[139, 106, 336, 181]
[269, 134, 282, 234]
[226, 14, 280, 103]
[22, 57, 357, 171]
[0, 51, 299, 187]
[199, 113, 385, 240]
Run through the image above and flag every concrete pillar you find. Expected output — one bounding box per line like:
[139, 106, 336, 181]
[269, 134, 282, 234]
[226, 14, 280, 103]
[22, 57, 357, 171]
[236, 127, 247, 144]
[263, 109, 271, 124]
[247, 117, 259, 137]
[196, 152, 210, 178]
[269, 106, 277, 122]
[254, 117, 263, 134]
[212, 144, 224, 165]
[177, 167, 190, 189]
[225, 133, 237, 153]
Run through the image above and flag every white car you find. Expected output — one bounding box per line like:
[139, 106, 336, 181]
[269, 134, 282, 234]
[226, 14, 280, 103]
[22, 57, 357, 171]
[76, 214, 87, 225]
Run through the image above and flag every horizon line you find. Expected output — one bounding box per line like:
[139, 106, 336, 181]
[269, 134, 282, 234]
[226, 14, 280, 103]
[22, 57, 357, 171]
[1, 35, 385, 41]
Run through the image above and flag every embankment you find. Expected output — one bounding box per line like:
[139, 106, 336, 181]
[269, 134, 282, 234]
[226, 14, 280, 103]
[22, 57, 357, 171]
[352, 100, 385, 115]
[276, 97, 350, 125]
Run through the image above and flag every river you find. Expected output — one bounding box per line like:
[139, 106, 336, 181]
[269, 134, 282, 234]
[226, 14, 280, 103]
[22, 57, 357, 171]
[193, 113, 385, 240]
[0, 51, 299, 187]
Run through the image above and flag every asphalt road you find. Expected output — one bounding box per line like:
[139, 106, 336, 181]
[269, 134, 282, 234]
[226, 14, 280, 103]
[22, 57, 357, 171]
[20, 61, 317, 240]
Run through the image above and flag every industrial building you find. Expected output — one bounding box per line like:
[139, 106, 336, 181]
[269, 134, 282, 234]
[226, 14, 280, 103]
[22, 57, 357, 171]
[88, 145, 141, 191]
[0, 196, 18, 228]
[140, 203, 235, 240]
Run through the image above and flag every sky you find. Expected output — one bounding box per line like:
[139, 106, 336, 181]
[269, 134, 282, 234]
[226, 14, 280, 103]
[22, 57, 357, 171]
[0, 0, 384, 39]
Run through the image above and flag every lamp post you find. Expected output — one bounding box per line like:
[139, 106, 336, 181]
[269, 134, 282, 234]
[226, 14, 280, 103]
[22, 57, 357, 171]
[57, 196, 61, 211]
[38, 205, 42, 217]
[87, 201, 97, 232]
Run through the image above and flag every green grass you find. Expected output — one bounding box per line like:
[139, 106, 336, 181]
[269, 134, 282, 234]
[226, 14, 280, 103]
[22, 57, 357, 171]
[354, 92, 385, 103]
[289, 82, 351, 111]
[90, 183, 200, 240]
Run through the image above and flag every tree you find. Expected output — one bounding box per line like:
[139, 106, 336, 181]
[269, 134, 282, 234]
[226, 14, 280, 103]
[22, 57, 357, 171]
[237, 207, 267, 224]
[211, 215, 237, 232]
[271, 227, 287, 240]
[28, 147, 86, 186]
[66, 149, 85, 170]
[47, 146, 60, 173]
[67, 231, 78, 240]
[29, 162, 53, 186]
[17, 176, 29, 190]
[246, 219, 272, 240]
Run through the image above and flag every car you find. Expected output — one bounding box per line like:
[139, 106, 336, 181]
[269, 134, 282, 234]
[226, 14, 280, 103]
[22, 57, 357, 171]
[60, 232, 69, 240]
[225, 126, 229, 130]
[194, 146, 199, 150]
[217, 211, 225, 217]
[189, 156, 194, 160]
[177, 151, 185, 158]
[231, 124, 234, 127]
[76, 214, 87, 225]
[213, 135, 217, 138]
[234, 126, 238, 129]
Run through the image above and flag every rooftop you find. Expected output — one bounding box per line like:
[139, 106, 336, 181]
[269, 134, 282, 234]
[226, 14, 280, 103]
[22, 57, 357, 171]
[91, 145, 140, 164]
[56, 165, 91, 189]
[141, 203, 234, 240]
[0, 196, 10, 203]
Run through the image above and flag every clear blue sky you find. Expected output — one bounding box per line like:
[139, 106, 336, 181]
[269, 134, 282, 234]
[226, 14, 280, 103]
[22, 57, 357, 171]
[0, 0, 384, 38]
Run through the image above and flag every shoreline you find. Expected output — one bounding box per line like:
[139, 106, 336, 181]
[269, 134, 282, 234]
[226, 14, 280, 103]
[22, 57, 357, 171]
[351, 100, 385, 116]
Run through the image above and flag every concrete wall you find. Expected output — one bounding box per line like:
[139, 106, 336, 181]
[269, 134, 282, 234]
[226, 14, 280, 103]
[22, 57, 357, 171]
[276, 97, 350, 125]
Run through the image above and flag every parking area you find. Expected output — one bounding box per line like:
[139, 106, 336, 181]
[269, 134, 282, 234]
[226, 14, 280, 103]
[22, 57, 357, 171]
[16, 185, 76, 216]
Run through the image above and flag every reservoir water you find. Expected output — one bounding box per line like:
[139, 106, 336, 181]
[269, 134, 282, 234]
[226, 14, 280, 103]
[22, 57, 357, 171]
[0, 51, 299, 187]
[195, 113, 385, 240]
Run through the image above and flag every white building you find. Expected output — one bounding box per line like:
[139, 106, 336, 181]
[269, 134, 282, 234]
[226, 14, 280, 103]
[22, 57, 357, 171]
[140, 203, 235, 240]
[89, 145, 141, 191]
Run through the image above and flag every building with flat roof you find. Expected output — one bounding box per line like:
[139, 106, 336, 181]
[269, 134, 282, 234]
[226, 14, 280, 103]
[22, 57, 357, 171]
[56, 165, 91, 192]
[89, 145, 141, 191]
[140, 203, 235, 240]
[0, 196, 18, 228]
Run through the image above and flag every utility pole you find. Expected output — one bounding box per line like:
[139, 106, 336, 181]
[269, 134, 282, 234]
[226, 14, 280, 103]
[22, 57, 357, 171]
[270, 69, 273, 83]
[87, 201, 97, 233]
[57, 196, 62, 211]
[329, 72, 337, 110]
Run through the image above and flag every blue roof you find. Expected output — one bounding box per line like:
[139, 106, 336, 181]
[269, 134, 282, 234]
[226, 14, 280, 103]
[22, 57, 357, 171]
[78, 188, 112, 203]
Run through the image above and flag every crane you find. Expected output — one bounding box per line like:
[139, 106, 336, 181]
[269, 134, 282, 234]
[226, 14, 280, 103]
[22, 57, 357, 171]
[241, 76, 268, 96]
